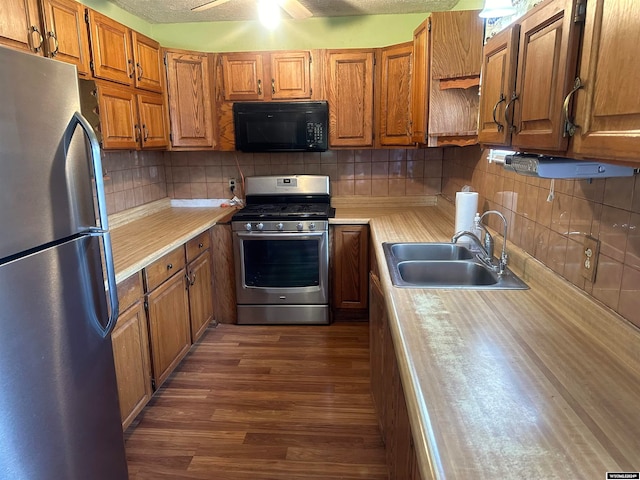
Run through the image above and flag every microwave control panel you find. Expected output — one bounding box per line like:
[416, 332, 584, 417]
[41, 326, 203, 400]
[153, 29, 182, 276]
[306, 122, 327, 150]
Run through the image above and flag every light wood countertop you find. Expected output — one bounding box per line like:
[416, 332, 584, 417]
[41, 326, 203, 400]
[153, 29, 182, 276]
[108, 196, 640, 479]
[356, 200, 640, 479]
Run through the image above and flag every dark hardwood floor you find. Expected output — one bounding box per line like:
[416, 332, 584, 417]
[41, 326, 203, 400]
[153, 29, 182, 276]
[125, 322, 389, 480]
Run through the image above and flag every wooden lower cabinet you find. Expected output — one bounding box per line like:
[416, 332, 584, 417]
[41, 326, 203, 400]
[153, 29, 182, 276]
[331, 225, 369, 319]
[145, 266, 191, 389]
[111, 272, 152, 430]
[370, 272, 424, 480]
[187, 249, 214, 342]
[211, 222, 237, 324]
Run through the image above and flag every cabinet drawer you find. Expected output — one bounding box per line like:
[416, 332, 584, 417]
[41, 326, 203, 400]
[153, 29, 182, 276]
[144, 247, 186, 292]
[117, 272, 143, 313]
[186, 231, 210, 263]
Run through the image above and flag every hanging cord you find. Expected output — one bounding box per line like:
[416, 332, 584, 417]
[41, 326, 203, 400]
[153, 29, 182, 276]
[234, 152, 246, 200]
[546, 179, 555, 202]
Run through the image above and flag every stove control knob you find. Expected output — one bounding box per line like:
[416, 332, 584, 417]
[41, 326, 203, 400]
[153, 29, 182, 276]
[309, 222, 316, 231]
[244, 223, 252, 231]
[276, 222, 284, 231]
[256, 222, 265, 231]
[297, 222, 304, 231]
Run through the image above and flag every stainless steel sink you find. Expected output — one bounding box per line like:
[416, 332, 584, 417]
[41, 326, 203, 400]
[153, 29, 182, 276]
[383, 242, 528, 290]
[387, 242, 474, 261]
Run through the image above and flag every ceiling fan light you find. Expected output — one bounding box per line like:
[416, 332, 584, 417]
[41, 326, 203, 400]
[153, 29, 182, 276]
[479, 0, 516, 18]
[258, 0, 281, 29]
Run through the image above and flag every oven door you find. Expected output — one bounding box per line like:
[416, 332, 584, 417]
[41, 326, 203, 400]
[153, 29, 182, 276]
[233, 230, 329, 305]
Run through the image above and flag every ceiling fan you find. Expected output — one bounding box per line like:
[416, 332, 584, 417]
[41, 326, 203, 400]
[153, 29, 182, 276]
[191, 0, 313, 20]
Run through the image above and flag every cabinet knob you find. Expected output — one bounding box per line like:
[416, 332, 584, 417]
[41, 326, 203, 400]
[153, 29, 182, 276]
[198, 242, 204, 248]
[167, 263, 173, 270]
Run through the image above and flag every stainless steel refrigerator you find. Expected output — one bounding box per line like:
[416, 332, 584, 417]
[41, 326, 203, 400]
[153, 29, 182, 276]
[0, 46, 128, 479]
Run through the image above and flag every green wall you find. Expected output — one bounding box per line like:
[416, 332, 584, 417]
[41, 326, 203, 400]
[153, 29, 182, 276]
[78, 0, 484, 52]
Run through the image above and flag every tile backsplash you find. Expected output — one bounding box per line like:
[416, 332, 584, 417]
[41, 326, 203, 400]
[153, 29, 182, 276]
[164, 148, 444, 200]
[442, 145, 640, 330]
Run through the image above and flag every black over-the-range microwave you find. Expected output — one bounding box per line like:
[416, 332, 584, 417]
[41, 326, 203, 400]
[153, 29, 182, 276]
[233, 101, 329, 152]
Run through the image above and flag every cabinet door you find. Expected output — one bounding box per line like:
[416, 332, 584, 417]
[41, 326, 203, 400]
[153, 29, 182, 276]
[511, 0, 581, 151]
[40, 0, 90, 75]
[111, 301, 152, 430]
[270, 51, 311, 100]
[430, 9, 483, 80]
[571, 0, 640, 162]
[211, 223, 237, 324]
[332, 225, 369, 310]
[187, 250, 214, 343]
[137, 92, 169, 149]
[377, 42, 413, 147]
[326, 50, 375, 148]
[0, 0, 42, 54]
[131, 31, 163, 93]
[411, 17, 431, 145]
[221, 52, 264, 101]
[87, 10, 133, 86]
[165, 51, 215, 148]
[478, 25, 520, 146]
[146, 271, 191, 389]
[97, 83, 139, 150]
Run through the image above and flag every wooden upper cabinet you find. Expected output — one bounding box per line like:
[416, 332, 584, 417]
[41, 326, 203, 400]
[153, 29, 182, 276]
[478, 25, 520, 146]
[221, 52, 264, 101]
[40, 0, 90, 75]
[131, 31, 163, 92]
[377, 42, 413, 147]
[0, 0, 43, 54]
[96, 82, 138, 149]
[270, 51, 311, 99]
[511, 0, 581, 151]
[326, 50, 375, 148]
[570, 0, 640, 163]
[137, 92, 169, 149]
[430, 9, 484, 81]
[165, 50, 215, 148]
[410, 17, 431, 145]
[87, 10, 133, 86]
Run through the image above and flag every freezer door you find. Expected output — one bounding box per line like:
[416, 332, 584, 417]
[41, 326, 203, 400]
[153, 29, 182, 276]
[0, 46, 97, 259]
[0, 235, 128, 480]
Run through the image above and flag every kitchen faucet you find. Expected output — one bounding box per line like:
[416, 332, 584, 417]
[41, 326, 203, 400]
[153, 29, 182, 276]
[452, 210, 509, 275]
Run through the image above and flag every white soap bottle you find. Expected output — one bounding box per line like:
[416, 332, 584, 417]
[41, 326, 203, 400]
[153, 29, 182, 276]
[472, 212, 482, 239]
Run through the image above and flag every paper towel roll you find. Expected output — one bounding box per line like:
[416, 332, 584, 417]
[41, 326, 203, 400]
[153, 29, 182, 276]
[455, 191, 478, 237]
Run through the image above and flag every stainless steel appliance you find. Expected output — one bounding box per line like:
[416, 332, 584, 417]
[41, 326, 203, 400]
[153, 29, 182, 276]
[233, 101, 328, 152]
[232, 175, 334, 324]
[0, 46, 127, 479]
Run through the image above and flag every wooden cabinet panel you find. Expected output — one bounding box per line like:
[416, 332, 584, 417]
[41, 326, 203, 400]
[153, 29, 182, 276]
[186, 231, 210, 263]
[411, 17, 431, 145]
[144, 246, 186, 292]
[116, 271, 143, 313]
[187, 249, 214, 343]
[326, 50, 375, 148]
[111, 301, 152, 430]
[332, 225, 369, 310]
[96, 83, 138, 150]
[571, 0, 640, 162]
[477, 25, 520, 146]
[221, 52, 264, 101]
[146, 270, 191, 389]
[40, 0, 90, 75]
[211, 223, 237, 324]
[87, 10, 133, 86]
[511, 0, 581, 151]
[270, 51, 311, 100]
[377, 42, 413, 147]
[0, 0, 42, 54]
[430, 10, 483, 80]
[131, 31, 163, 93]
[137, 92, 169, 149]
[165, 50, 215, 148]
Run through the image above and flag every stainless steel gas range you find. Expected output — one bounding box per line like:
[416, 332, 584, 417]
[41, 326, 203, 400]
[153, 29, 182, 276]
[231, 175, 335, 325]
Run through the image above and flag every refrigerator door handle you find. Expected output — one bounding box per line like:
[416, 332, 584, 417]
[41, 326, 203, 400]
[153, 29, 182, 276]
[66, 111, 119, 336]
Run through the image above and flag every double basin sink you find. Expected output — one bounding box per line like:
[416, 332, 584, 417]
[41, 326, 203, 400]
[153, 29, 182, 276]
[383, 242, 528, 289]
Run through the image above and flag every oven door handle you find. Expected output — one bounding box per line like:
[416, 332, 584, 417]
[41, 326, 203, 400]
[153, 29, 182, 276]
[235, 231, 326, 240]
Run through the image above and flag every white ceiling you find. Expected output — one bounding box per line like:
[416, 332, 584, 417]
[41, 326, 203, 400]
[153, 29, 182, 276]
[109, 0, 462, 24]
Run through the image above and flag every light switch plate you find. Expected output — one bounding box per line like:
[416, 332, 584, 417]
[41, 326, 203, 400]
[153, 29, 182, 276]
[581, 235, 600, 283]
